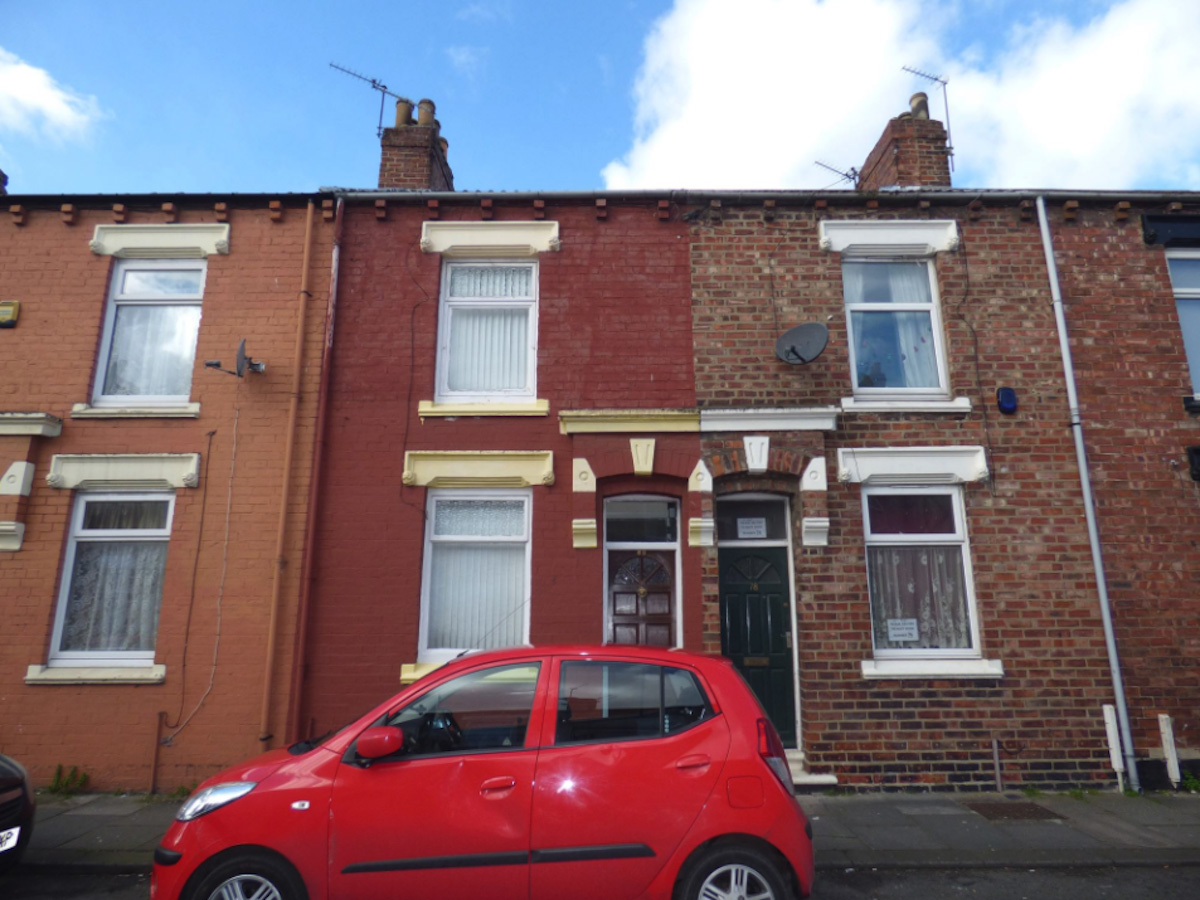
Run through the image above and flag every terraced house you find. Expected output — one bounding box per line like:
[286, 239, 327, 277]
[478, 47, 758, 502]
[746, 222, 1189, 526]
[1, 95, 1196, 792]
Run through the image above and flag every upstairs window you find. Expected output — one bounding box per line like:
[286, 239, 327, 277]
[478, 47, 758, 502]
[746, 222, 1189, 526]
[94, 260, 205, 407]
[435, 261, 537, 403]
[1168, 253, 1200, 393]
[844, 259, 947, 395]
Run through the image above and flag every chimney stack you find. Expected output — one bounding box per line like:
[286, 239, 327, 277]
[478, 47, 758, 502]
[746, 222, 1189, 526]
[378, 97, 455, 191]
[857, 93, 951, 192]
[0, 168, 7, 196]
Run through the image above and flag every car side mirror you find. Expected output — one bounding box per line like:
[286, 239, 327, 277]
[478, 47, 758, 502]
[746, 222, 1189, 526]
[356, 726, 406, 760]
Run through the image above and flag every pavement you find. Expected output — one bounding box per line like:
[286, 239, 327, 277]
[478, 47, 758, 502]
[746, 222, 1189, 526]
[17, 788, 1200, 874]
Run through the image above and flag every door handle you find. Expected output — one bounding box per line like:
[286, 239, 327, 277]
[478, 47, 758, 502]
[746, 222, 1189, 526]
[480, 775, 517, 793]
[675, 754, 711, 770]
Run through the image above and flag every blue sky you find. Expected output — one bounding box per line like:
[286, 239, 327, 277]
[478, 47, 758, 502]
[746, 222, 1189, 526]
[3, 0, 1199, 195]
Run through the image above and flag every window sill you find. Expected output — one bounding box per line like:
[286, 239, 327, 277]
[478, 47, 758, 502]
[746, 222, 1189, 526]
[418, 400, 549, 418]
[841, 397, 972, 414]
[26, 664, 166, 685]
[72, 402, 201, 419]
[861, 658, 1003, 680]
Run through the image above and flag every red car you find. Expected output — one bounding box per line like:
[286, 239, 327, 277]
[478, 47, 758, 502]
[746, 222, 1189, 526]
[151, 646, 814, 900]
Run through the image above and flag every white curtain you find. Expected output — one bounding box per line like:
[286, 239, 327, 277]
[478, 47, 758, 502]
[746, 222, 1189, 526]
[428, 543, 525, 649]
[447, 307, 529, 391]
[428, 499, 527, 650]
[445, 265, 533, 394]
[867, 545, 969, 650]
[104, 305, 201, 396]
[61, 541, 167, 652]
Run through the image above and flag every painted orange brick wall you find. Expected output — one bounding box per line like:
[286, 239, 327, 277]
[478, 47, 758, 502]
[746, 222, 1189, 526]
[0, 198, 334, 790]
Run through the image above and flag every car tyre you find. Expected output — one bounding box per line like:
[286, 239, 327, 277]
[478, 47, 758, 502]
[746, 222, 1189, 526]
[185, 851, 307, 900]
[674, 842, 791, 900]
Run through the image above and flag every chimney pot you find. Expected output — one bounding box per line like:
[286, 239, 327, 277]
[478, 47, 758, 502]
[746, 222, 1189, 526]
[438, 137, 449, 157]
[394, 97, 414, 127]
[910, 92, 930, 119]
[417, 99, 436, 126]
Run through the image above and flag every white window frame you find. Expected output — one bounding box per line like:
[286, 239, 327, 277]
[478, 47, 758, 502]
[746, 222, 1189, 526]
[418, 489, 533, 665]
[843, 257, 950, 399]
[602, 495, 683, 649]
[861, 485, 980, 661]
[1167, 249, 1200, 394]
[49, 491, 176, 668]
[93, 258, 206, 408]
[434, 260, 538, 404]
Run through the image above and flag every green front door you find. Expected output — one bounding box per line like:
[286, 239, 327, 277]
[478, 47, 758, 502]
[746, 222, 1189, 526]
[718, 547, 796, 746]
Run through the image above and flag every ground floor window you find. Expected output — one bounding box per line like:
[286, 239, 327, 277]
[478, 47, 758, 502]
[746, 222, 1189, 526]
[420, 489, 532, 663]
[862, 486, 979, 657]
[50, 492, 175, 667]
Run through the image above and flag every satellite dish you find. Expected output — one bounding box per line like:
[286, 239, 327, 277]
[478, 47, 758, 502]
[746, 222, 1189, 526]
[775, 323, 829, 365]
[236, 339, 266, 376]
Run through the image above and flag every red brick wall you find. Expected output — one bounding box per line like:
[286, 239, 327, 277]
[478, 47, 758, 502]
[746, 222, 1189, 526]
[691, 202, 1116, 788]
[0, 200, 333, 790]
[1047, 203, 1200, 759]
[299, 200, 698, 737]
[378, 125, 454, 190]
[858, 117, 952, 191]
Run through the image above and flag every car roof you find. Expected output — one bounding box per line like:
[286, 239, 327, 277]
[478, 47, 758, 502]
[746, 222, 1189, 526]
[445, 644, 726, 669]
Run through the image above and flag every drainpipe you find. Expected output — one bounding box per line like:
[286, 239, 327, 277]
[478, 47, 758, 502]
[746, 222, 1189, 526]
[285, 197, 343, 743]
[1036, 195, 1140, 790]
[259, 199, 317, 745]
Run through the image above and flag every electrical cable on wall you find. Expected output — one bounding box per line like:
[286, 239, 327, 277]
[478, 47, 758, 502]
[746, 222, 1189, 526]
[165, 429, 217, 730]
[164, 396, 242, 745]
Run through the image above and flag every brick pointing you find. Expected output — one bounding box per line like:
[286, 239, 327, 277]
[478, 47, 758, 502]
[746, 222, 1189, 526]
[859, 116, 952, 191]
[691, 201, 1114, 789]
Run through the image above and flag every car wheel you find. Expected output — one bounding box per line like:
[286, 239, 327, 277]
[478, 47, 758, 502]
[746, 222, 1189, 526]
[186, 851, 307, 900]
[675, 843, 790, 900]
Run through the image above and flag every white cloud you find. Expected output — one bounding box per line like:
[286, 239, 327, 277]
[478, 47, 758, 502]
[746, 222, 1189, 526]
[445, 45, 490, 81]
[604, 0, 1200, 191]
[457, 2, 513, 25]
[0, 48, 101, 142]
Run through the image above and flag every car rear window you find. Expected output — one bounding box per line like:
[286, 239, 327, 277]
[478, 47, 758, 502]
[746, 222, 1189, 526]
[555, 661, 712, 745]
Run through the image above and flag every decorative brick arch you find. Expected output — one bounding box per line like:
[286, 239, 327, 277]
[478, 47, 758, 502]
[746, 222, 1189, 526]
[705, 446, 809, 480]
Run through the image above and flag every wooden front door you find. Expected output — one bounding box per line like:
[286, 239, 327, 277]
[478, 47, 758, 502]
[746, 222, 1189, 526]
[718, 547, 796, 746]
[608, 550, 674, 646]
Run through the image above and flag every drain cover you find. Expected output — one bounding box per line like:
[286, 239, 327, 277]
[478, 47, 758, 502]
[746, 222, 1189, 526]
[964, 801, 1060, 821]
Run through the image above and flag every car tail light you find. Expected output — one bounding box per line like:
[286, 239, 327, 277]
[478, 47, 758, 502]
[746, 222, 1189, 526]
[757, 717, 793, 790]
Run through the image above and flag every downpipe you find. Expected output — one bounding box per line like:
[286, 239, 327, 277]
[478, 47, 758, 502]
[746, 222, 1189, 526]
[1036, 195, 1140, 790]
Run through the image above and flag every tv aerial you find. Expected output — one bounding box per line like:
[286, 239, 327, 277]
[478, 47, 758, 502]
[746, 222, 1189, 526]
[903, 65, 955, 171]
[775, 323, 829, 365]
[205, 339, 266, 377]
[814, 160, 859, 187]
[330, 61, 403, 137]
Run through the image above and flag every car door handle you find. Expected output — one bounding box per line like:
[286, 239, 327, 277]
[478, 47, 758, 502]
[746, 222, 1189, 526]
[480, 776, 517, 794]
[675, 754, 711, 770]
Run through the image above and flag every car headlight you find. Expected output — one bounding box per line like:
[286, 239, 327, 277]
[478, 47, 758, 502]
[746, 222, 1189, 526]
[176, 782, 257, 822]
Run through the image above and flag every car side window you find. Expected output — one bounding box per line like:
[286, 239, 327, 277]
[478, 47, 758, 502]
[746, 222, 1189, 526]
[384, 662, 540, 756]
[555, 661, 712, 745]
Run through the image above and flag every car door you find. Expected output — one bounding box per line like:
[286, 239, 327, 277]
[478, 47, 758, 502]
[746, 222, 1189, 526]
[528, 657, 729, 900]
[327, 661, 544, 900]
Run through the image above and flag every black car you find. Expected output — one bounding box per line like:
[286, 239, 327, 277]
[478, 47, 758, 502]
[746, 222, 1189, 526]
[0, 753, 35, 873]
